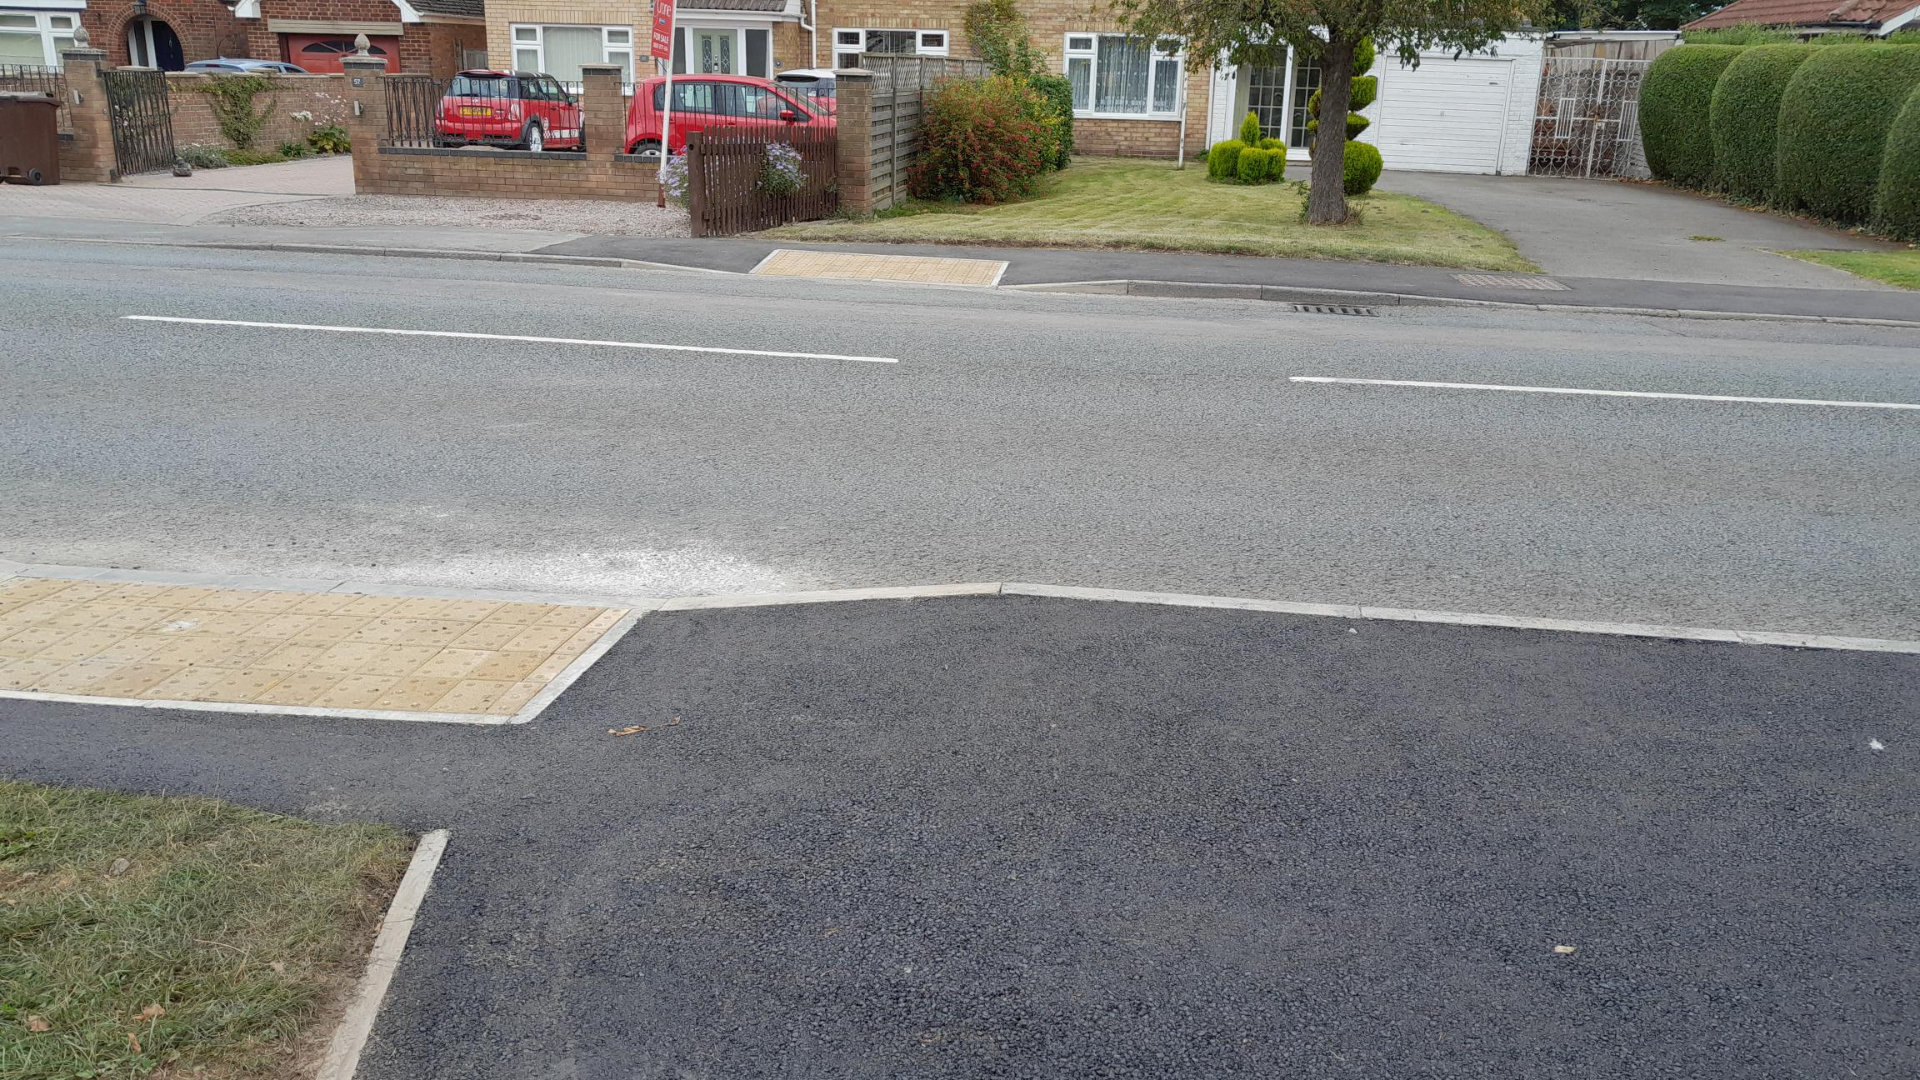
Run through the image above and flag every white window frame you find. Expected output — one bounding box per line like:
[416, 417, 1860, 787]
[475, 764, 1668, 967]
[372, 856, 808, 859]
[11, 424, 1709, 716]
[0, 8, 79, 68]
[831, 26, 948, 68]
[1063, 32, 1185, 121]
[509, 23, 633, 91]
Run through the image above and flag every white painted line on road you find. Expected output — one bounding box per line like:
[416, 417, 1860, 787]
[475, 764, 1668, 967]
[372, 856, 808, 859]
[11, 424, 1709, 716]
[317, 828, 450, 1080]
[122, 316, 901, 364]
[1289, 376, 1920, 411]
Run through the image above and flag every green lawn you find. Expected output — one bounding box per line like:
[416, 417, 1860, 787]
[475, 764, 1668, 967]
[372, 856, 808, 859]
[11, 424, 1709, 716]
[1777, 249, 1920, 290]
[1, 781, 410, 1079]
[769, 157, 1539, 272]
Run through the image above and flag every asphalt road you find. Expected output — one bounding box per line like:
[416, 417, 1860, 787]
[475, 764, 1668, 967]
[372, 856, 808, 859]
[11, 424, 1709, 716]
[5, 239, 1919, 637]
[3, 596, 1915, 1079]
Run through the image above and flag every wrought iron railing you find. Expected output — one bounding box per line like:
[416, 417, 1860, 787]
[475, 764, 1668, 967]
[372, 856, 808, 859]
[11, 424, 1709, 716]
[0, 64, 69, 132]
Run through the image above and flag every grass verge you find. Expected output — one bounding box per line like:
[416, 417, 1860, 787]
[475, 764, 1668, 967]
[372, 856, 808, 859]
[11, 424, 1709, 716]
[1, 780, 411, 1079]
[767, 158, 1539, 272]
[1777, 248, 1920, 289]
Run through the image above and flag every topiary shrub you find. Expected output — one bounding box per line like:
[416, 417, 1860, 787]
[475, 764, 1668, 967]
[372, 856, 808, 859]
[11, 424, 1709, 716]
[1709, 45, 1816, 203]
[908, 76, 1051, 204]
[1776, 45, 1920, 223]
[1258, 137, 1285, 151]
[1343, 140, 1382, 195]
[1640, 45, 1745, 188]
[1028, 72, 1074, 169]
[1236, 145, 1270, 182]
[1349, 75, 1378, 110]
[1871, 82, 1920, 239]
[1207, 139, 1246, 179]
[1240, 111, 1263, 146]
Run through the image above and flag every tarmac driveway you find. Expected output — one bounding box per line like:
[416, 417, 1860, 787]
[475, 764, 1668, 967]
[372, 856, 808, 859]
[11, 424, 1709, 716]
[1377, 171, 1899, 290]
[4, 595, 1916, 1079]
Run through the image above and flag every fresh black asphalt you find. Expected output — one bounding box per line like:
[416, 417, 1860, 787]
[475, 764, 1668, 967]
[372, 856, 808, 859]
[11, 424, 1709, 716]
[3, 596, 1916, 1079]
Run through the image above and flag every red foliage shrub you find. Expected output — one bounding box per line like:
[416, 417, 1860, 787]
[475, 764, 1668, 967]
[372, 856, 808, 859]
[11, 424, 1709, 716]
[908, 76, 1052, 205]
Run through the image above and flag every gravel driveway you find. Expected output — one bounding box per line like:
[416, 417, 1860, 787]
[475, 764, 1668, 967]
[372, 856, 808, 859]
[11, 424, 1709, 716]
[207, 194, 689, 237]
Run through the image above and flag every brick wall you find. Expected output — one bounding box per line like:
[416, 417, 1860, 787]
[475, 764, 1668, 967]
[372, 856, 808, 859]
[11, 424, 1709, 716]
[165, 72, 353, 152]
[813, 0, 1213, 159]
[80, 0, 254, 69]
[344, 58, 659, 200]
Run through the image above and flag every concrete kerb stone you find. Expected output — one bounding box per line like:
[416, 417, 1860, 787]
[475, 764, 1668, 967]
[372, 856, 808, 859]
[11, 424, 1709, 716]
[1007, 279, 1920, 328]
[316, 828, 451, 1080]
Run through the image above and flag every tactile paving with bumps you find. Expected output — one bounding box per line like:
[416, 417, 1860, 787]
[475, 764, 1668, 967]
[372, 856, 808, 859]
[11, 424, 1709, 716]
[0, 579, 627, 716]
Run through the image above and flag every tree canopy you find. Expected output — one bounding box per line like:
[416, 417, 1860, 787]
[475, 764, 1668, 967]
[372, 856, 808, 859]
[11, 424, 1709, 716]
[1114, 0, 1548, 222]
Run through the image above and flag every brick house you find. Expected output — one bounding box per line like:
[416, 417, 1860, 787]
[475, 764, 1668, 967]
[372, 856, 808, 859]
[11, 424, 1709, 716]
[0, 0, 481, 75]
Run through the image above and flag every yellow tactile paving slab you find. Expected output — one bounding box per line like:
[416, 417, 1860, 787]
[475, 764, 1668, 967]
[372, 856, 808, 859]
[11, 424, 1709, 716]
[751, 248, 1008, 287]
[0, 578, 629, 720]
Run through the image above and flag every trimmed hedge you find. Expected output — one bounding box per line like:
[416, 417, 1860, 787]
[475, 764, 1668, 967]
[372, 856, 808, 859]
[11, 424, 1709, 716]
[1777, 45, 1920, 223]
[1207, 139, 1246, 179]
[1641, 45, 1745, 188]
[1709, 45, 1815, 203]
[1343, 141, 1382, 195]
[1872, 82, 1920, 239]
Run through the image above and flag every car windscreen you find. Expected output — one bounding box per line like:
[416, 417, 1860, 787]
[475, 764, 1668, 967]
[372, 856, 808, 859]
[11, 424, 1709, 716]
[447, 76, 510, 97]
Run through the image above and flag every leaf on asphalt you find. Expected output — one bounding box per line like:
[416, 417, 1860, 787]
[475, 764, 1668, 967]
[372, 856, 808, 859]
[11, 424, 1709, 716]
[138, 1003, 166, 1021]
[609, 725, 646, 736]
[25, 1015, 50, 1032]
[1553, 944, 1578, 955]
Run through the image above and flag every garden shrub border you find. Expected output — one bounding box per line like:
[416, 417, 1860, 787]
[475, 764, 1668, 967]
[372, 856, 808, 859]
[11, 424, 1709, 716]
[1708, 44, 1815, 204]
[1775, 44, 1920, 223]
[1641, 44, 1745, 188]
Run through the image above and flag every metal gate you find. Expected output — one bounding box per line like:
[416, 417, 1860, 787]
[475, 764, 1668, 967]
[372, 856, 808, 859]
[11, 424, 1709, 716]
[102, 68, 175, 176]
[1529, 57, 1651, 179]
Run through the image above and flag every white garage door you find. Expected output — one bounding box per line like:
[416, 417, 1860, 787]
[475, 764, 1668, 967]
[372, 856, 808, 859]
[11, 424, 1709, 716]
[1373, 58, 1514, 174]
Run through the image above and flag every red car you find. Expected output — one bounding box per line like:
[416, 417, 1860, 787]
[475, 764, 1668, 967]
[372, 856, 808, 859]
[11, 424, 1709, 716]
[435, 70, 583, 152]
[623, 74, 835, 158]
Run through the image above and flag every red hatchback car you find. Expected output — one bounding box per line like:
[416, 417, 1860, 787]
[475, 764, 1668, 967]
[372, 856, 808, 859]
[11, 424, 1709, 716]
[623, 74, 835, 158]
[435, 70, 583, 152]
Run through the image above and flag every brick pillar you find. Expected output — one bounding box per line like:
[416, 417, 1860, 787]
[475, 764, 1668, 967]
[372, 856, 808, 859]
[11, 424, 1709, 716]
[579, 62, 624, 161]
[833, 68, 873, 217]
[57, 48, 116, 183]
[340, 53, 389, 194]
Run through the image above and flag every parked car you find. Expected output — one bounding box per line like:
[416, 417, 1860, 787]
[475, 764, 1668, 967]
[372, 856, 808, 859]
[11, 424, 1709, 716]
[624, 74, 835, 158]
[434, 70, 583, 153]
[184, 58, 308, 74]
[773, 68, 836, 115]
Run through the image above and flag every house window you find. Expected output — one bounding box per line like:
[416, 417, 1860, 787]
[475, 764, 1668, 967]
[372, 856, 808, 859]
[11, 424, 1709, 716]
[1064, 33, 1182, 119]
[510, 24, 632, 91]
[832, 27, 947, 69]
[1287, 53, 1321, 149]
[0, 9, 76, 67]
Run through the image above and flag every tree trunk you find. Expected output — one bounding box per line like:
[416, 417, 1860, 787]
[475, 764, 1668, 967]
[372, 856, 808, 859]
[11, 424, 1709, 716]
[1307, 37, 1356, 225]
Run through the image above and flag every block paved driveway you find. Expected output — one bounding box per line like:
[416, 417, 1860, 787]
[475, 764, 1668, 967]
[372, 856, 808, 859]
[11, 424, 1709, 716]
[3, 596, 1916, 1079]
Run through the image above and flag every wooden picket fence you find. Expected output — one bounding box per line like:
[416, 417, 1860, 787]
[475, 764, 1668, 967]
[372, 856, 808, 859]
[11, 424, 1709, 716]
[685, 126, 839, 237]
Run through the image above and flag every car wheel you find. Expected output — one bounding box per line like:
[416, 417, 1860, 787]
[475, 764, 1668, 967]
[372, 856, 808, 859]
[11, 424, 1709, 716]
[523, 122, 545, 153]
[627, 139, 662, 161]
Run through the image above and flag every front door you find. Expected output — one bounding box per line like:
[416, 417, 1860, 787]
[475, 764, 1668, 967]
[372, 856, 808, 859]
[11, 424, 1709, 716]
[690, 29, 735, 74]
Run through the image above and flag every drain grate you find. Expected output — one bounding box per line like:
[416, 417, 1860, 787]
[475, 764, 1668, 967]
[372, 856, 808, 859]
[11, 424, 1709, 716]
[1292, 304, 1379, 316]
[1452, 273, 1570, 291]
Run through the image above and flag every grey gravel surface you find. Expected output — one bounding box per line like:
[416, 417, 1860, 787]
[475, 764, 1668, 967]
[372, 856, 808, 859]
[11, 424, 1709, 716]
[3, 596, 1916, 1078]
[4, 240, 1920, 638]
[205, 193, 690, 236]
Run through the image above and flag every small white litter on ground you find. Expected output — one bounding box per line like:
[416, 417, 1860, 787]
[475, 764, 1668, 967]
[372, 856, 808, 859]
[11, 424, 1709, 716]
[1869, 738, 1886, 751]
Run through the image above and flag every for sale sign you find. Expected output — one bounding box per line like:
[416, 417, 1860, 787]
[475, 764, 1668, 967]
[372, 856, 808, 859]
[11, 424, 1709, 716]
[650, 0, 675, 59]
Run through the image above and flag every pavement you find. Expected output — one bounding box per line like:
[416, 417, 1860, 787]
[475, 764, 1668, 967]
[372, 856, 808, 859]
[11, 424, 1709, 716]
[4, 594, 1915, 1079]
[4, 156, 1917, 323]
[6, 239, 1918, 640]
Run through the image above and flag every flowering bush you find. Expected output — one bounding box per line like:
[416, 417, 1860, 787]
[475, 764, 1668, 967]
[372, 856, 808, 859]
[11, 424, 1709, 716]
[908, 76, 1052, 205]
[760, 141, 805, 197]
[657, 150, 690, 204]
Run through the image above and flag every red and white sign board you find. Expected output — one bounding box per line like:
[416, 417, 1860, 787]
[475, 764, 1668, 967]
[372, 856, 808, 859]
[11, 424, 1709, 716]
[650, 0, 675, 59]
